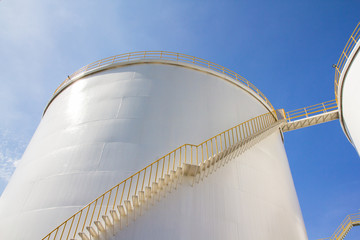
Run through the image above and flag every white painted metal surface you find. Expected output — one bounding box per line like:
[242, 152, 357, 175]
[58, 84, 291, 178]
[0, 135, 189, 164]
[0, 61, 307, 239]
[338, 40, 360, 155]
[110, 131, 307, 240]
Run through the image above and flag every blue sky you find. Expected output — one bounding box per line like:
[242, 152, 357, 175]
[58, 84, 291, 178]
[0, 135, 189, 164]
[0, 0, 359, 239]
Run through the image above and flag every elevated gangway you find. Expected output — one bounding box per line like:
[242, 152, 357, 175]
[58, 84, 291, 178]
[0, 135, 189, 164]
[282, 100, 339, 132]
[41, 100, 344, 240]
[40, 22, 360, 237]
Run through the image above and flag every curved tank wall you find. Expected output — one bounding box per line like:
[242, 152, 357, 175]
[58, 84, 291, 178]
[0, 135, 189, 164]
[338, 40, 360, 155]
[111, 130, 307, 240]
[0, 61, 307, 239]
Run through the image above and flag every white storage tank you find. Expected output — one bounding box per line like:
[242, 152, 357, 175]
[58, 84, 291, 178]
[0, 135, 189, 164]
[336, 23, 360, 155]
[0, 52, 307, 240]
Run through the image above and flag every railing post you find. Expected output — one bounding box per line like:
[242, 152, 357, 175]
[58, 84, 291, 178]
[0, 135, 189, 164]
[141, 169, 146, 191]
[322, 103, 327, 113]
[210, 139, 214, 157]
[191, 146, 193, 164]
[148, 166, 152, 187]
[215, 137, 219, 154]
[160, 158, 165, 179]
[185, 146, 187, 164]
[224, 133, 228, 148]
[205, 142, 209, 160]
[173, 152, 176, 171]
[127, 177, 133, 200]
[196, 146, 198, 165]
[201, 144, 204, 163]
[235, 127, 239, 142]
[167, 155, 171, 174]
[227, 131, 231, 147]
[231, 129, 235, 145]
[155, 162, 160, 182]
[219, 134, 223, 152]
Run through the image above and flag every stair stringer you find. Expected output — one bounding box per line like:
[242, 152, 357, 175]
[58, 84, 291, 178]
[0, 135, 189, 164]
[72, 120, 306, 240]
[103, 122, 307, 240]
[72, 121, 283, 240]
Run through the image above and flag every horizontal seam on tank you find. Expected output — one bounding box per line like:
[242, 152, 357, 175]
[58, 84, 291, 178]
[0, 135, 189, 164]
[56, 116, 144, 130]
[37, 170, 135, 181]
[18, 141, 139, 168]
[81, 115, 143, 127]
[18, 205, 86, 215]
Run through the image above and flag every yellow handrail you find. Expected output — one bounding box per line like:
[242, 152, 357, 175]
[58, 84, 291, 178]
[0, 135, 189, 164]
[321, 212, 360, 240]
[285, 99, 338, 122]
[334, 21, 360, 104]
[42, 110, 279, 240]
[54, 51, 274, 111]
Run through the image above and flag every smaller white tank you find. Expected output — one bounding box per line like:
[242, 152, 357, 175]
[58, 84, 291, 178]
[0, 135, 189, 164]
[337, 23, 360, 155]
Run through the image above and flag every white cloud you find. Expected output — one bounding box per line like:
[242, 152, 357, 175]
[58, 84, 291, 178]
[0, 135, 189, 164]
[0, 130, 27, 182]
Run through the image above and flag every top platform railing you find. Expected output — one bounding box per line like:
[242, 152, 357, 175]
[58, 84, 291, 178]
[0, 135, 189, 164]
[54, 51, 274, 111]
[334, 21, 360, 103]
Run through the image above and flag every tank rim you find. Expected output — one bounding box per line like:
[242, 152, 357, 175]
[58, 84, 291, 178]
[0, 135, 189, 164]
[44, 52, 275, 116]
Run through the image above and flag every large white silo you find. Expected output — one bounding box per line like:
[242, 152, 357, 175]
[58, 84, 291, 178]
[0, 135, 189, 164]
[336, 23, 360, 155]
[0, 52, 307, 240]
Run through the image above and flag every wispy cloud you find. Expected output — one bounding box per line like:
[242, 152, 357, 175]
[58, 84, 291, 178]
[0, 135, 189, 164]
[0, 129, 27, 182]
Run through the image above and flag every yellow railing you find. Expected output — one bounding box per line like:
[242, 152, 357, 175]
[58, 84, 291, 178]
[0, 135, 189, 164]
[42, 111, 279, 240]
[334, 21, 360, 103]
[322, 212, 360, 240]
[54, 51, 274, 111]
[285, 99, 338, 122]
